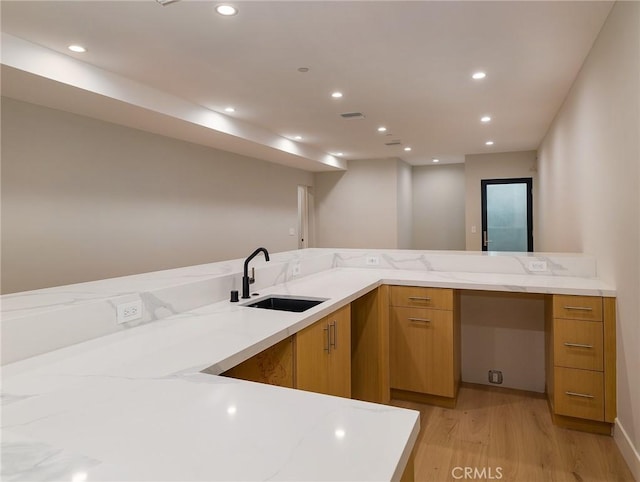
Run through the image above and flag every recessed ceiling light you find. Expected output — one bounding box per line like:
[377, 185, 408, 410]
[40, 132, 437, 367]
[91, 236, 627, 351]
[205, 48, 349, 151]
[224, 107, 235, 113]
[334, 152, 344, 156]
[481, 116, 491, 123]
[432, 159, 440, 163]
[68, 45, 87, 53]
[216, 4, 238, 16]
[485, 141, 494, 146]
[404, 147, 412, 152]
[377, 127, 387, 132]
[331, 92, 343, 98]
[294, 136, 302, 140]
[472, 71, 487, 80]
[297, 67, 310, 73]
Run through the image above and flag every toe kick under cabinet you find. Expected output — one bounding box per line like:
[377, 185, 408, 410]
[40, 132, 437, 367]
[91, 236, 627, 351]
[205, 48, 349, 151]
[545, 294, 616, 434]
[389, 286, 461, 408]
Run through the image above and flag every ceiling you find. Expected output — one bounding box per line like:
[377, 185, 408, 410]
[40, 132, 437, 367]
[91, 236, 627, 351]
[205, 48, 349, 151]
[1, 1, 613, 171]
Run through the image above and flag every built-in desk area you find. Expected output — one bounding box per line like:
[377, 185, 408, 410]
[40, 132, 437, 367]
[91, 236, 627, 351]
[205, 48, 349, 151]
[350, 286, 616, 435]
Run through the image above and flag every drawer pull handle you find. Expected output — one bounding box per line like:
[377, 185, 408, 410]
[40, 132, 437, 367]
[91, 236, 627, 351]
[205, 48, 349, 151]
[323, 326, 330, 353]
[563, 342, 594, 349]
[565, 391, 595, 399]
[563, 306, 594, 311]
[408, 296, 431, 302]
[408, 317, 431, 323]
[329, 321, 337, 349]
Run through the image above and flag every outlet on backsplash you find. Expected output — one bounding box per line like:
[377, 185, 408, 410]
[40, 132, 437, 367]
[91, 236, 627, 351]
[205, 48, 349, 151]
[117, 300, 143, 324]
[528, 260, 548, 272]
[366, 256, 380, 266]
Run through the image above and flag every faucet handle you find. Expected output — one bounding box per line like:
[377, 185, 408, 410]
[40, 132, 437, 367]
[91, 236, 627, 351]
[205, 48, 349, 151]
[249, 267, 255, 284]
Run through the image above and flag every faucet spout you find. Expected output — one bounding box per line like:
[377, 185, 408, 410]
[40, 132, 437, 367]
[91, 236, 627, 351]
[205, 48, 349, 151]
[242, 247, 270, 299]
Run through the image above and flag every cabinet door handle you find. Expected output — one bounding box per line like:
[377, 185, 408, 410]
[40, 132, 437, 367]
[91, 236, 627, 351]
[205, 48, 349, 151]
[565, 391, 595, 399]
[323, 325, 330, 353]
[563, 342, 594, 349]
[563, 306, 593, 311]
[408, 317, 431, 323]
[408, 296, 431, 302]
[329, 321, 337, 349]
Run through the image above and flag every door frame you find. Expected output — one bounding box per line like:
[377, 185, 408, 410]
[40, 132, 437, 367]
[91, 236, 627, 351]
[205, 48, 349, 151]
[481, 177, 533, 252]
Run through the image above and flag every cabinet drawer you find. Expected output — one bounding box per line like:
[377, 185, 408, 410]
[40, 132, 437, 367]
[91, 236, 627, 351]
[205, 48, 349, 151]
[390, 286, 453, 310]
[554, 367, 604, 421]
[389, 307, 454, 397]
[553, 295, 603, 321]
[554, 319, 603, 371]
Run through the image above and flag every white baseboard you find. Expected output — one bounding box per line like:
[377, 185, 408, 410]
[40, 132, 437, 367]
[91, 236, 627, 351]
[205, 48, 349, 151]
[615, 418, 640, 481]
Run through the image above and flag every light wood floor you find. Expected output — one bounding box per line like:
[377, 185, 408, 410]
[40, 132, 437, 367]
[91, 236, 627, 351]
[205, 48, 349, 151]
[392, 385, 634, 482]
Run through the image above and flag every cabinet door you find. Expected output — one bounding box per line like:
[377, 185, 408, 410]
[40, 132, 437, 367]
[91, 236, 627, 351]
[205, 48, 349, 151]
[390, 307, 454, 397]
[295, 315, 331, 395]
[326, 304, 351, 398]
[220, 337, 294, 388]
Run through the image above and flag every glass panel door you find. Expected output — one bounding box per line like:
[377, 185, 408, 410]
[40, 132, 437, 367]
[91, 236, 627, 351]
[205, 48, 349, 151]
[481, 178, 533, 252]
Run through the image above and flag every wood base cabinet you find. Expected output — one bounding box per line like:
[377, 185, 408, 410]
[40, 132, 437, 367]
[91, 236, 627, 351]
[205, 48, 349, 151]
[389, 286, 460, 406]
[220, 305, 351, 399]
[296, 304, 351, 398]
[220, 336, 294, 388]
[545, 294, 616, 434]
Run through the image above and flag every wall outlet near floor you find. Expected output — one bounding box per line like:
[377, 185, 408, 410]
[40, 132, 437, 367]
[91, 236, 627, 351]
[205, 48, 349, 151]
[366, 255, 380, 266]
[528, 260, 548, 272]
[117, 300, 143, 324]
[488, 370, 503, 384]
[292, 263, 301, 276]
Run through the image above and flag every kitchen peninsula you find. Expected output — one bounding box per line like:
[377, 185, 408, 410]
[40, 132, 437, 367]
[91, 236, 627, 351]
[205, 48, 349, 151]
[1, 249, 616, 481]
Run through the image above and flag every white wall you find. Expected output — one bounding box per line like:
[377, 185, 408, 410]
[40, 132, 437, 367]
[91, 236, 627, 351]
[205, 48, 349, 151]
[314, 158, 409, 248]
[537, 2, 640, 476]
[1, 98, 314, 293]
[412, 163, 466, 250]
[464, 151, 538, 250]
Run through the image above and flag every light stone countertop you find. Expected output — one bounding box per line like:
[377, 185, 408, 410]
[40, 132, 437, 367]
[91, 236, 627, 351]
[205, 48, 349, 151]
[1, 263, 616, 481]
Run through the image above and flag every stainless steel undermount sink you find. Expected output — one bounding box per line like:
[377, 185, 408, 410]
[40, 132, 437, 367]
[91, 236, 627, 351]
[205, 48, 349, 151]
[244, 295, 327, 313]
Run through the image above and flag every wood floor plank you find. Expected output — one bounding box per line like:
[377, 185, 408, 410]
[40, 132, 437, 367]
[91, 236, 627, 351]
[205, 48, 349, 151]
[392, 386, 633, 482]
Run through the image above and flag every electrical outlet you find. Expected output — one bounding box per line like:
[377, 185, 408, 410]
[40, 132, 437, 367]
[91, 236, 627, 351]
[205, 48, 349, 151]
[292, 263, 301, 276]
[488, 370, 503, 384]
[117, 300, 143, 324]
[528, 260, 548, 272]
[366, 256, 380, 266]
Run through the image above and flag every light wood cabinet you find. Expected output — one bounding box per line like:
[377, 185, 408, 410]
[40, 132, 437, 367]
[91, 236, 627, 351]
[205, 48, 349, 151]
[389, 286, 460, 407]
[220, 336, 294, 388]
[546, 294, 616, 434]
[390, 285, 453, 310]
[296, 304, 351, 398]
[553, 318, 603, 371]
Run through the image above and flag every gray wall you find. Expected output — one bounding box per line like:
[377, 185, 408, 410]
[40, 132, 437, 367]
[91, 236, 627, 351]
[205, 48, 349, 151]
[412, 163, 466, 250]
[396, 160, 413, 249]
[1, 98, 313, 293]
[314, 158, 410, 249]
[537, 1, 640, 473]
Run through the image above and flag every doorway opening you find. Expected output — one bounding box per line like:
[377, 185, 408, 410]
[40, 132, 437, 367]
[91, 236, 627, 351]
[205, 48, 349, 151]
[481, 178, 533, 252]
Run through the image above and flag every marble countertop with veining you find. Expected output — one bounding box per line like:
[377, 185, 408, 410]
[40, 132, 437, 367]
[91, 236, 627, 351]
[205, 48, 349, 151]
[1, 264, 615, 481]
